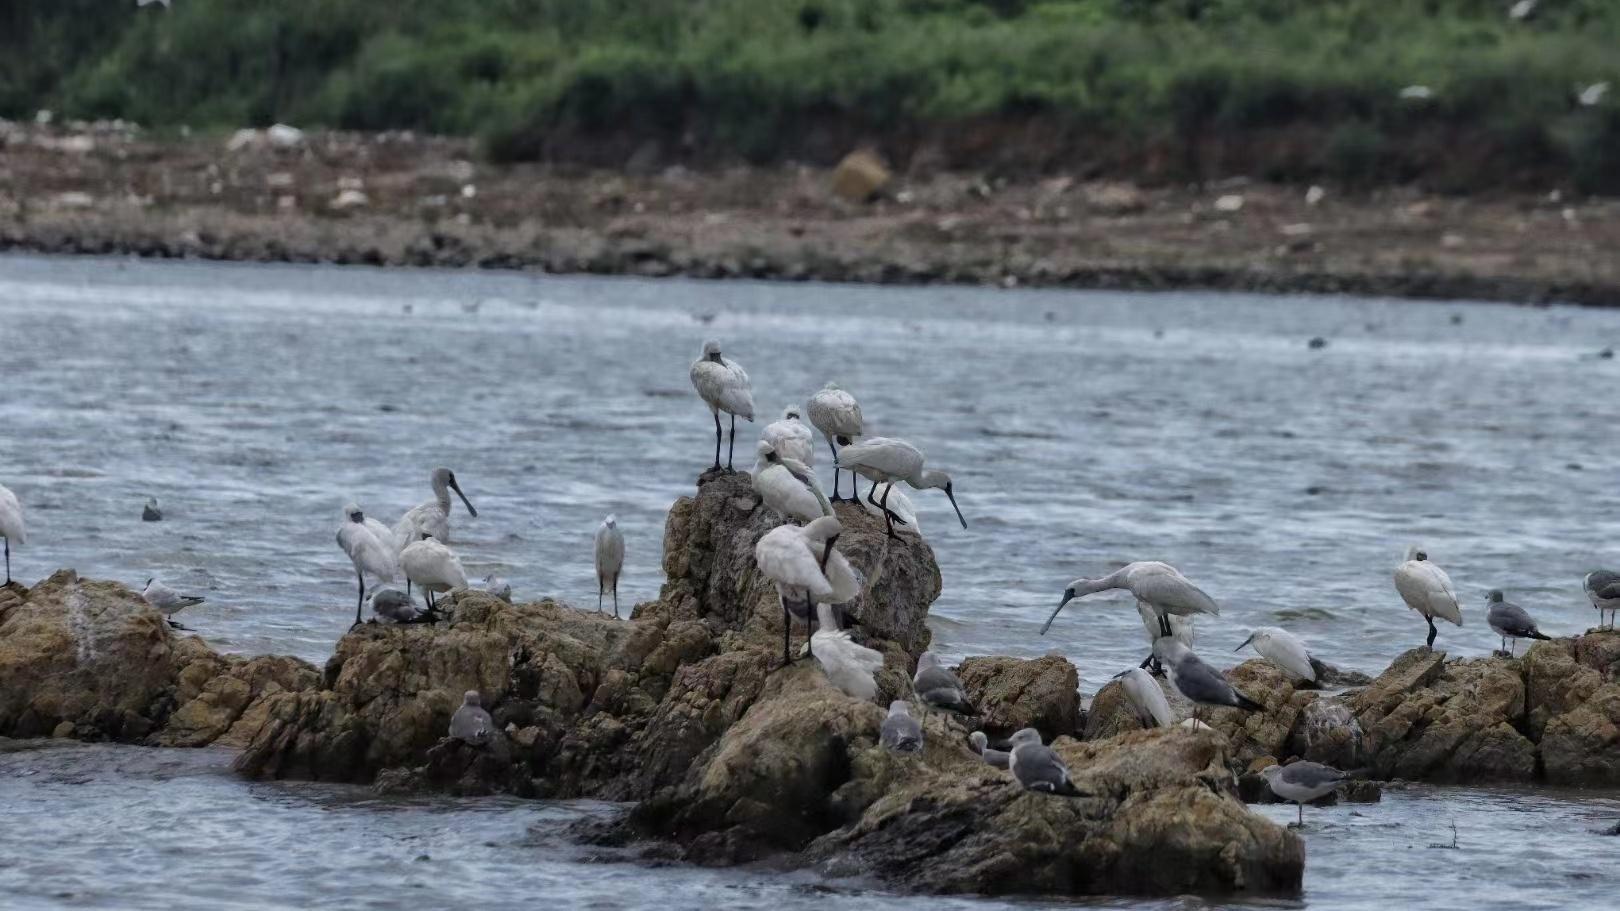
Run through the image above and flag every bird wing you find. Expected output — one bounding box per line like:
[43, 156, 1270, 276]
[1013, 744, 1073, 792]
[1120, 668, 1174, 727]
[1130, 569, 1219, 617]
[1396, 561, 1462, 625]
[836, 438, 920, 478]
[1488, 602, 1540, 637]
[808, 388, 863, 437]
[754, 528, 833, 600]
[1588, 572, 1620, 601]
[1168, 651, 1240, 707]
[1280, 761, 1347, 789]
[339, 523, 399, 581]
[823, 548, 861, 604]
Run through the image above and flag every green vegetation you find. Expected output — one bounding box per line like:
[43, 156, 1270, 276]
[4, 0, 1618, 190]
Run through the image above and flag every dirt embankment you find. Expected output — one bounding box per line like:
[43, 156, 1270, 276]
[3, 121, 1618, 305]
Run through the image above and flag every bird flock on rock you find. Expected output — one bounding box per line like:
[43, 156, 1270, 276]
[2, 332, 1616, 816]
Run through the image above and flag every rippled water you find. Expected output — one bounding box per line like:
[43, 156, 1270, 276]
[4, 254, 1620, 909]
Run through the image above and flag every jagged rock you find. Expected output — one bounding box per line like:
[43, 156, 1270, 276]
[1540, 683, 1620, 785]
[955, 654, 1080, 740]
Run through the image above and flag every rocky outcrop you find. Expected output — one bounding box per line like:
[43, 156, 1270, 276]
[0, 570, 318, 744]
[955, 654, 1080, 740]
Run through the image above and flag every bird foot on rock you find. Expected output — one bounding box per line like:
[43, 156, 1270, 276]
[168, 620, 192, 631]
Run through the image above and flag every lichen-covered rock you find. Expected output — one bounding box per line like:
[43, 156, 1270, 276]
[1540, 683, 1620, 785]
[1286, 696, 1368, 769]
[955, 654, 1080, 740]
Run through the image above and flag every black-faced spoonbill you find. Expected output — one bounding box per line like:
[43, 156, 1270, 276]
[142, 577, 204, 629]
[449, 690, 495, 746]
[393, 467, 477, 549]
[1260, 762, 1349, 827]
[400, 535, 467, 614]
[1583, 571, 1620, 629]
[762, 406, 815, 465]
[1044, 563, 1218, 669]
[595, 515, 625, 617]
[806, 382, 862, 501]
[1393, 546, 1463, 649]
[689, 339, 755, 471]
[834, 437, 965, 537]
[809, 601, 883, 701]
[1485, 590, 1550, 656]
[1152, 639, 1264, 725]
[752, 441, 831, 524]
[754, 516, 859, 666]
[1235, 626, 1317, 681]
[337, 503, 400, 627]
[0, 483, 24, 585]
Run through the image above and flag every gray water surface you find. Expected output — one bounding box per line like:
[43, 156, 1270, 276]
[3, 254, 1620, 908]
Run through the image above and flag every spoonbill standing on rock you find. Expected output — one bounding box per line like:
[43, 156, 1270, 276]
[754, 516, 859, 666]
[142, 578, 205, 630]
[0, 483, 24, 585]
[1114, 667, 1174, 728]
[1044, 562, 1218, 670]
[337, 503, 400, 627]
[1393, 546, 1463, 649]
[690, 339, 755, 470]
[752, 441, 832, 523]
[595, 515, 625, 617]
[1152, 638, 1264, 725]
[393, 467, 477, 552]
[1235, 627, 1316, 682]
[1484, 590, 1550, 656]
[835, 437, 965, 537]
[400, 536, 468, 614]
[806, 383, 862, 501]
[810, 601, 884, 701]
[1584, 571, 1620, 629]
[762, 406, 815, 465]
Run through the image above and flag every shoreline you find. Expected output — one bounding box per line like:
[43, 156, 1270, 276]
[3, 125, 1619, 306]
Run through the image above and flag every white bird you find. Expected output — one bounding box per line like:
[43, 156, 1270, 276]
[1134, 599, 1192, 649]
[752, 440, 832, 524]
[595, 515, 625, 617]
[392, 467, 477, 556]
[806, 382, 863, 501]
[337, 503, 399, 628]
[835, 437, 965, 536]
[860, 483, 920, 535]
[755, 516, 859, 665]
[1235, 627, 1317, 682]
[1393, 545, 1463, 649]
[810, 601, 884, 701]
[400, 536, 468, 614]
[142, 577, 204, 629]
[448, 690, 495, 746]
[762, 406, 815, 465]
[1044, 563, 1218, 670]
[1114, 667, 1174, 728]
[880, 700, 924, 754]
[0, 483, 25, 585]
[482, 574, 512, 603]
[689, 339, 755, 471]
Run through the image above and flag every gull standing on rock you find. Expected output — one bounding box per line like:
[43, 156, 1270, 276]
[1393, 546, 1463, 649]
[1007, 729, 1078, 795]
[755, 516, 859, 665]
[595, 515, 625, 617]
[1044, 563, 1218, 670]
[810, 602, 884, 701]
[752, 441, 832, 523]
[371, 587, 436, 623]
[337, 503, 399, 627]
[1235, 627, 1316, 682]
[1584, 571, 1620, 629]
[690, 339, 755, 471]
[0, 483, 24, 585]
[1485, 590, 1550, 656]
[449, 690, 495, 746]
[142, 578, 205, 629]
[1260, 762, 1349, 827]
[835, 437, 965, 537]
[393, 467, 478, 553]
[806, 383, 863, 501]
[913, 651, 975, 714]
[1114, 667, 1174, 728]
[968, 731, 1011, 769]
[400, 536, 468, 614]
[880, 701, 924, 754]
[762, 406, 815, 465]
[1153, 639, 1264, 725]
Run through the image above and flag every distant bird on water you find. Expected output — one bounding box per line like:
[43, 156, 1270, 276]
[689, 339, 755, 471]
[595, 515, 625, 617]
[448, 690, 495, 746]
[1007, 728, 1078, 796]
[1153, 638, 1264, 725]
[1235, 627, 1317, 682]
[142, 497, 162, 522]
[806, 382, 863, 501]
[337, 503, 399, 627]
[1261, 762, 1349, 827]
[762, 406, 815, 465]
[1485, 590, 1550, 656]
[1584, 571, 1620, 629]
[142, 577, 204, 629]
[392, 467, 477, 553]
[1393, 546, 1463, 649]
[912, 651, 975, 714]
[835, 437, 965, 537]
[0, 483, 25, 585]
[880, 701, 924, 754]
[1044, 562, 1218, 670]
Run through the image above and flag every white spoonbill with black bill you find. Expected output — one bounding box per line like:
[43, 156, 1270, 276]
[834, 437, 965, 537]
[689, 339, 755, 471]
[806, 382, 862, 501]
[400, 536, 468, 614]
[337, 503, 399, 628]
[751, 441, 832, 524]
[762, 406, 815, 465]
[754, 516, 859, 666]
[1484, 590, 1550, 656]
[1045, 562, 1218, 669]
[0, 483, 24, 585]
[1393, 546, 1463, 649]
[595, 515, 625, 617]
[810, 602, 884, 701]
[393, 467, 477, 551]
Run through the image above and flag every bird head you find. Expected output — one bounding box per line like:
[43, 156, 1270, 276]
[603, 514, 617, 529]
[1485, 589, 1504, 603]
[343, 502, 364, 522]
[463, 690, 482, 707]
[701, 339, 723, 361]
[782, 406, 802, 421]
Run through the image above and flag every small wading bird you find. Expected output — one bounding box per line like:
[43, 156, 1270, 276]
[337, 503, 399, 627]
[1114, 666, 1174, 728]
[806, 382, 862, 501]
[1235, 626, 1317, 682]
[689, 339, 755, 471]
[142, 577, 205, 630]
[0, 483, 24, 585]
[1153, 638, 1264, 725]
[912, 651, 975, 714]
[1393, 546, 1463, 649]
[1007, 728, 1078, 796]
[754, 516, 859, 666]
[448, 690, 494, 746]
[880, 701, 924, 754]
[810, 601, 883, 701]
[1584, 571, 1620, 629]
[1484, 590, 1550, 656]
[595, 515, 625, 617]
[762, 406, 815, 465]
[1260, 762, 1349, 827]
[835, 437, 965, 537]
[752, 441, 832, 523]
[1044, 562, 1218, 670]
[400, 535, 467, 614]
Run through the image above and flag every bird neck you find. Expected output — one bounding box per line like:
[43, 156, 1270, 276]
[816, 602, 839, 631]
